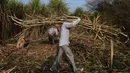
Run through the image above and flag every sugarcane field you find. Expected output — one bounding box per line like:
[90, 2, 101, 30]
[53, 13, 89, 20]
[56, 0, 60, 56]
[0, 0, 130, 73]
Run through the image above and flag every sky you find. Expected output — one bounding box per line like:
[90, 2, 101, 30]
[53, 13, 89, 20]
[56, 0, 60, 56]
[20, 0, 88, 12]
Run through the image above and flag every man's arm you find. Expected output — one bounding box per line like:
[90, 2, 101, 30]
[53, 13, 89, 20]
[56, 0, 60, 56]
[64, 17, 81, 28]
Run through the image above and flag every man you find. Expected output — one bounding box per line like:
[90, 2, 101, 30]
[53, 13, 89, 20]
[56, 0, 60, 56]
[48, 17, 81, 72]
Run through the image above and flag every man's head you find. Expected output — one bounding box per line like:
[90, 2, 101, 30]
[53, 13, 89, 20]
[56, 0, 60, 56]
[47, 26, 61, 44]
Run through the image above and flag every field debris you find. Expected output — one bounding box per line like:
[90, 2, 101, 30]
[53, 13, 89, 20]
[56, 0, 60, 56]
[0, 15, 129, 73]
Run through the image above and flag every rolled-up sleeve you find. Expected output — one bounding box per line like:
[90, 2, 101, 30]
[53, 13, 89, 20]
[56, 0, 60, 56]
[64, 18, 81, 28]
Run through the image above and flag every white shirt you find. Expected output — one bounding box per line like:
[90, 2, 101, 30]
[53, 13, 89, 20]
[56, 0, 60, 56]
[59, 18, 81, 46]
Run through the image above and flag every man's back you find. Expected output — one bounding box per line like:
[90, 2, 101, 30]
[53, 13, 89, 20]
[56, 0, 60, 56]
[59, 18, 81, 46]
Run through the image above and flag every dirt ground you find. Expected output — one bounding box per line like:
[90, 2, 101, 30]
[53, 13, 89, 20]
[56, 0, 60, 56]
[0, 37, 130, 73]
[0, 40, 86, 73]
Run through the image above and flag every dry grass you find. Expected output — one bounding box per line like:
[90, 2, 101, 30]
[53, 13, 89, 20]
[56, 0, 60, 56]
[0, 15, 130, 73]
[0, 42, 57, 73]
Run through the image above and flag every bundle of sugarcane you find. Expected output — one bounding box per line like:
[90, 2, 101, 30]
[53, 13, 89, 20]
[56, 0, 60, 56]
[10, 15, 78, 28]
[10, 14, 128, 42]
[10, 15, 79, 41]
[77, 15, 128, 42]
[68, 15, 129, 71]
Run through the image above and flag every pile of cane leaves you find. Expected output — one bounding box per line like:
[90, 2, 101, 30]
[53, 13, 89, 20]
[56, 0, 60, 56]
[0, 15, 130, 73]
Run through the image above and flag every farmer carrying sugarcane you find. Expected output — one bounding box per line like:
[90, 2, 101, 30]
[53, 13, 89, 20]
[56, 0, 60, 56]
[47, 16, 82, 72]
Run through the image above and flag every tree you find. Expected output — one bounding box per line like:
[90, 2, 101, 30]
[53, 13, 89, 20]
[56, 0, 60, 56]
[47, 0, 69, 16]
[73, 7, 86, 16]
[86, 0, 130, 44]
